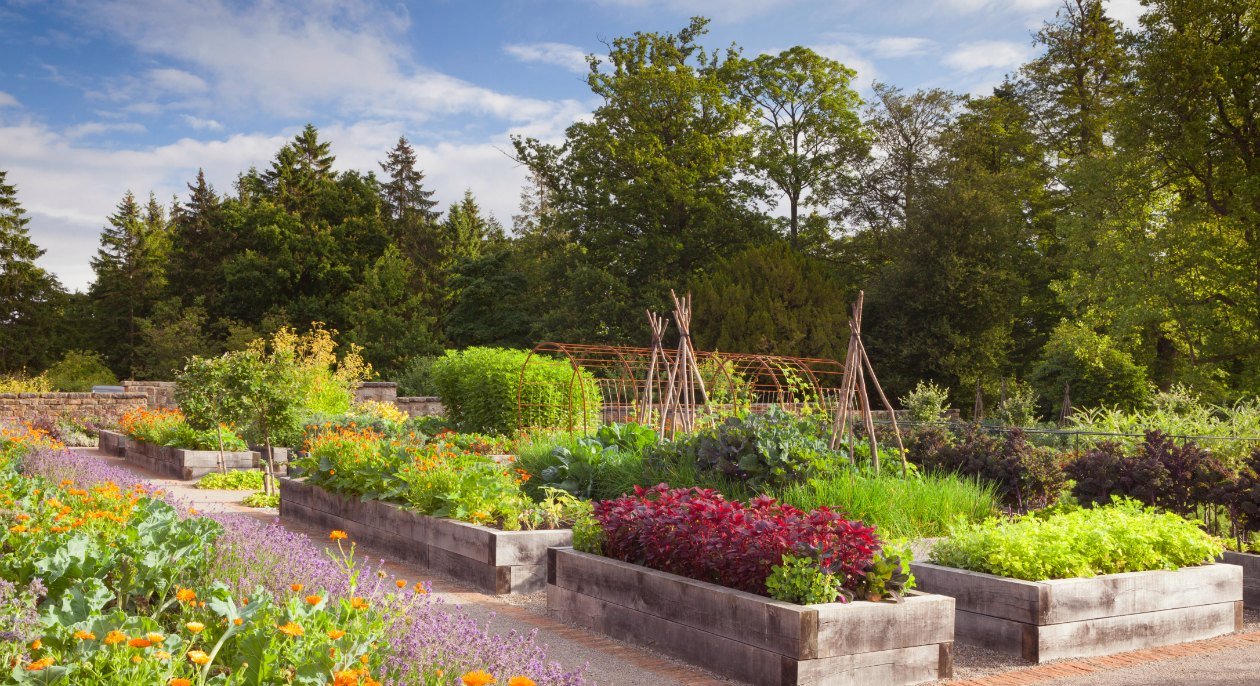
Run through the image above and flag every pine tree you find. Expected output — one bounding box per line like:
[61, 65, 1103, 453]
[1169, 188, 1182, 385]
[262, 124, 335, 211]
[90, 190, 168, 376]
[379, 136, 441, 268]
[0, 170, 63, 371]
[169, 169, 226, 310]
[440, 190, 504, 266]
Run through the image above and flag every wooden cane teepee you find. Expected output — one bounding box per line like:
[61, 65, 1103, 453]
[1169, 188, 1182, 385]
[639, 309, 670, 426]
[659, 290, 707, 438]
[830, 291, 907, 476]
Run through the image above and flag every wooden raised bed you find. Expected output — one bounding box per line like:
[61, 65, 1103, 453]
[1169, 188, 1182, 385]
[279, 477, 571, 595]
[1221, 551, 1260, 609]
[547, 548, 954, 686]
[910, 562, 1242, 662]
[106, 431, 283, 480]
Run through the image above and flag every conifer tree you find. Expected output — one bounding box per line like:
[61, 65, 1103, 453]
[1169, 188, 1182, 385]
[380, 136, 441, 269]
[90, 190, 168, 375]
[0, 170, 63, 371]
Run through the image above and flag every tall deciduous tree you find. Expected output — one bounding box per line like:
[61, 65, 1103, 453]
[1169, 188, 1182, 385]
[0, 170, 63, 371]
[736, 46, 867, 244]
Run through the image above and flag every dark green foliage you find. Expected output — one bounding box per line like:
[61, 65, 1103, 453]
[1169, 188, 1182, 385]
[90, 191, 169, 376]
[0, 170, 65, 373]
[913, 426, 1065, 510]
[429, 347, 602, 436]
[44, 350, 117, 391]
[394, 355, 440, 396]
[444, 249, 535, 348]
[691, 242, 850, 359]
[345, 246, 441, 375]
[1031, 322, 1151, 412]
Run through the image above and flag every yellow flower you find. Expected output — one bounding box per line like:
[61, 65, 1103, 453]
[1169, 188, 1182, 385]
[104, 630, 128, 645]
[462, 670, 496, 686]
[146, 632, 165, 643]
[327, 629, 346, 639]
[9, 524, 27, 533]
[277, 621, 304, 637]
[509, 678, 537, 686]
[330, 530, 348, 541]
[359, 655, 369, 665]
[185, 622, 205, 634]
[176, 588, 197, 603]
[154, 650, 172, 661]
[305, 594, 323, 605]
[131, 655, 143, 664]
[187, 650, 211, 665]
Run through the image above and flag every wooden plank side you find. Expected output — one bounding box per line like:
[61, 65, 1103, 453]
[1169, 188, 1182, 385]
[494, 529, 573, 566]
[1221, 551, 1260, 609]
[551, 549, 809, 658]
[1035, 601, 1240, 662]
[953, 609, 1037, 661]
[795, 643, 942, 686]
[1042, 564, 1241, 624]
[909, 563, 1046, 624]
[814, 594, 954, 658]
[281, 498, 429, 567]
[426, 517, 498, 565]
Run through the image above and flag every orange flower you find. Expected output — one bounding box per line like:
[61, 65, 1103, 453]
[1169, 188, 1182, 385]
[103, 630, 128, 645]
[170, 679, 192, 686]
[462, 670, 496, 686]
[395, 579, 407, 588]
[176, 588, 197, 603]
[330, 530, 348, 541]
[332, 670, 359, 686]
[509, 678, 537, 686]
[305, 594, 323, 605]
[187, 650, 211, 665]
[146, 632, 165, 643]
[185, 622, 205, 634]
[277, 621, 304, 637]
[128, 637, 153, 648]
[327, 629, 346, 639]
[290, 583, 305, 592]
[413, 582, 428, 594]
[25, 657, 55, 672]
[29, 639, 41, 651]
[233, 618, 243, 626]
[131, 655, 143, 664]
[74, 629, 96, 640]
[350, 596, 368, 610]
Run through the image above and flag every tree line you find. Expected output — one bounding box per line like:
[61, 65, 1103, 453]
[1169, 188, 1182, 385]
[1, 1, 1256, 412]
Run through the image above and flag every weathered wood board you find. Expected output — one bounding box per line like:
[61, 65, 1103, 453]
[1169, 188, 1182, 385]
[1221, 551, 1260, 609]
[110, 433, 277, 480]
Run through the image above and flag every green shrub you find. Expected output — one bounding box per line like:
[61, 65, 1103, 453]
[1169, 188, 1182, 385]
[44, 350, 118, 391]
[198, 471, 265, 490]
[666, 406, 829, 490]
[241, 491, 280, 508]
[930, 499, 1224, 581]
[395, 355, 439, 396]
[0, 372, 52, 393]
[991, 379, 1040, 427]
[521, 423, 654, 500]
[430, 347, 602, 436]
[775, 471, 999, 540]
[900, 380, 951, 424]
[1031, 321, 1152, 412]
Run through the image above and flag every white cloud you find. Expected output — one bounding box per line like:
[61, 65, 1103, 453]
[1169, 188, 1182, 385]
[147, 68, 209, 94]
[64, 121, 148, 138]
[867, 36, 935, 58]
[1105, 0, 1145, 27]
[181, 115, 223, 131]
[76, 0, 580, 125]
[943, 40, 1030, 72]
[943, 0, 1058, 12]
[0, 91, 20, 108]
[593, 0, 797, 21]
[809, 44, 878, 91]
[504, 42, 589, 74]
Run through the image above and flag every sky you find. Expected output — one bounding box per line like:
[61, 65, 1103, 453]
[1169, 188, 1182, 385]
[0, 0, 1146, 291]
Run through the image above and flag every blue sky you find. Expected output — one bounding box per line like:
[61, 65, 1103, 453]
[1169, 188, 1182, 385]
[0, 0, 1145, 291]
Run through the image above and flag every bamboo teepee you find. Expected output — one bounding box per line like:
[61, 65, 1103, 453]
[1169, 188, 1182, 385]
[639, 308, 670, 426]
[829, 291, 907, 476]
[658, 290, 707, 438]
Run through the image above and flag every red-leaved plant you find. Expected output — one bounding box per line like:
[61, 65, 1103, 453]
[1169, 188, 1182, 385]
[592, 484, 879, 596]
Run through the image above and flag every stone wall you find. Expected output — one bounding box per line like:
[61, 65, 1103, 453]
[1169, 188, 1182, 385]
[0, 393, 148, 428]
[395, 396, 445, 418]
[354, 382, 397, 405]
[123, 381, 177, 409]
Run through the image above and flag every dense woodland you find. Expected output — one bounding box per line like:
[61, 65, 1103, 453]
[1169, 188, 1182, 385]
[1, 0, 1258, 412]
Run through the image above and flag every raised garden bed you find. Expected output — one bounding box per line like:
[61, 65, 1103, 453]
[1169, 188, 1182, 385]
[1221, 551, 1260, 609]
[102, 430, 284, 480]
[279, 477, 571, 594]
[909, 562, 1242, 662]
[547, 547, 954, 686]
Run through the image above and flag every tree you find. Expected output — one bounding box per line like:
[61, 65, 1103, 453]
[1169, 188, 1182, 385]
[513, 17, 772, 341]
[345, 246, 441, 374]
[0, 170, 63, 372]
[439, 190, 504, 267]
[444, 248, 535, 348]
[736, 46, 867, 244]
[44, 350, 117, 392]
[89, 190, 168, 376]
[380, 136, 441, 270]
[135, 298, 217, 379]
[1030, 321, 1152, 411]
[690, 241, 851, 359]
[168, 170, 227, 314]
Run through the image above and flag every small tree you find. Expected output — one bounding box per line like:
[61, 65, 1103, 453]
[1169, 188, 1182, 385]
[900, 381, 950, 424]
[176, 355, 249, 474]
[230, 348, 301, 495]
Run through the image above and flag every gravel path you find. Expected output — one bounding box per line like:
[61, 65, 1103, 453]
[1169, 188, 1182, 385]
[76, 448, 1260, 686]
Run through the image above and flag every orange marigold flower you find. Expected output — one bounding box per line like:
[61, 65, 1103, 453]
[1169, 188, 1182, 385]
[25, 657, 55, 671]
[508, 678, 536, 686]
[395, 579, 407, 588]
[277, 621, 304, 637]
[233, 618, 243, 626]
[185, 622, 205, 634]
[15, 513, 29, 522]
[305, 594, 322, 605]
[462, 670, 496, 686]
[290, 583, 304, 592]
[176, 588, 197, 603]
[327, 629, 346, 639]
[29, 639, 41, 651]
[187, 650, 211, 665]
[169, 679, 191, 686]
[413, 582, 427, 594]
[104, 630, 128, 645]
[332, 670, 359, 686]
[9, 524, 27, 534]
[128, 638, 153, 648]
[330, 530, 348, 541]
[146, 632, 165, 643]
[74, 630, 96, 640]
[131, 655, 143, 664]
[350, 596, 368, 610]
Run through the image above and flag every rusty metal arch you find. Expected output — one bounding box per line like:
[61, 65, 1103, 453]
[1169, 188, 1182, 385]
[517, 342, 846, 436]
